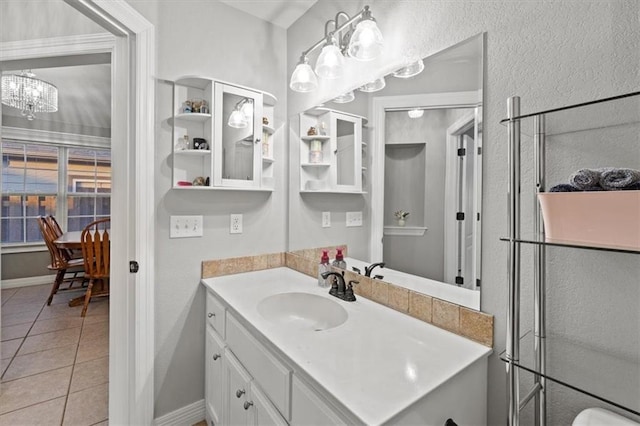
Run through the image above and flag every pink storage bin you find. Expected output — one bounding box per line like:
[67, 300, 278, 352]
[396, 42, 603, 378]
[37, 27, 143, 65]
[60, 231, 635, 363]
[538, 190, 640, 249]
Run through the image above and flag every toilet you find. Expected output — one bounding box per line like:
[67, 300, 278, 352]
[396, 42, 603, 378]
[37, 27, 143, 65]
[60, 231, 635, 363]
[573, 408, 640, 426]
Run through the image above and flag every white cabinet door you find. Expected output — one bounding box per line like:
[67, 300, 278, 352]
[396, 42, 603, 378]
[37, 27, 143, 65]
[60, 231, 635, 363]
[214, 83, 264, 188]
[205, 326, 225, 425]
[224, 349, 253, 425]
[291, 375, 345, 425]
[330, 111, 362, 193]
[250, 383, 288, 426]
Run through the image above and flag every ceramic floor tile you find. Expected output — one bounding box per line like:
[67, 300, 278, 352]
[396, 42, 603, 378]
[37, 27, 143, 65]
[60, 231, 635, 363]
[38, 303, 84, 320]
[0, 366, 72, 415]
[3, 344, 77, 382]
[1, 358, 10, 376]
[81, 321, 109, 341]
[70, 356, 109, 393]
[1, 338, 23, 359]
[91, 422, 108, 426]
[1, 310, 39, 327]
[50, 289, 86, 305]
[30, 316, 84, 336]
[83, 314, 109, 325]
[63, 382, 109, 426]
[84, 300, 109, 317]
[0, 396, 65, 425]
[76, 335, 109, 364]
[1, 289, 18, 304]
[0, 301, 44, 315]
[18, 327, 81, 356]
[1, 322, 32, 341]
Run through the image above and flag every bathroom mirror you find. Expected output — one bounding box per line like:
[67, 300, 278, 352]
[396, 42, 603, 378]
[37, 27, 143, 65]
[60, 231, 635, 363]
[288, 34, 484, 310]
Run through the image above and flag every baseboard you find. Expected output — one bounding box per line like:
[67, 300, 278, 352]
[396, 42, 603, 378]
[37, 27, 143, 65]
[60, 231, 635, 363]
[154, 399, 205, 426]
[1, 275, 55, 289]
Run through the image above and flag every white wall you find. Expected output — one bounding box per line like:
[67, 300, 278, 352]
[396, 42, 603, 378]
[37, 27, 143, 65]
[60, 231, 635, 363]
[287, 1, 640, 424]
[125, 0, 288, 417]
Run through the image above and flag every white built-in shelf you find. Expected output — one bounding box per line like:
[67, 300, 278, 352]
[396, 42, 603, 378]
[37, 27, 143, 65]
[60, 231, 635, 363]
[384, 226, 427, 236]
[301, 135, 330, 141]
[174, 113, 212, 122]
[174, 149, 211, 156]
[301, 163, 330, 168]
[172, 185, 273, 192]
[262, 157, 274, 164]
[263, 125, 275, 135]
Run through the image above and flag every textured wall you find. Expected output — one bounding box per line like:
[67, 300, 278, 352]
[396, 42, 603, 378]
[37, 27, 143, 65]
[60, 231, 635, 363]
[288, 1, 640, 424]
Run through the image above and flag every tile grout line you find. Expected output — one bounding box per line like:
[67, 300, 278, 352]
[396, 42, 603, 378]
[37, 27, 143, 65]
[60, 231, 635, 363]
[60, 311, 86, 426]
[1, 300, 47, 382]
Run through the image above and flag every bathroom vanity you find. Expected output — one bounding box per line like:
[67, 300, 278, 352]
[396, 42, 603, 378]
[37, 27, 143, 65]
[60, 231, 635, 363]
[201, 267, 491, 425]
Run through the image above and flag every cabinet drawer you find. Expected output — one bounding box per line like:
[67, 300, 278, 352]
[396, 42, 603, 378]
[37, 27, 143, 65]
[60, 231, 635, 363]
[206, 291, 226, 338]
[226, 313, 292, 420]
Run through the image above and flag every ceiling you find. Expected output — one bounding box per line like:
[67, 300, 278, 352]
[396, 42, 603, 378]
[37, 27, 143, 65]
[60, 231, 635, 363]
[218, 0, 317, 28]
[1, 57, 111, 137]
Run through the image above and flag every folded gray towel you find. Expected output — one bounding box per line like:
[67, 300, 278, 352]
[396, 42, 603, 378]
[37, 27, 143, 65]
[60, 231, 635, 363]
[569, 168, 601, 189]
[599, 168, 640, 190]
[549, 183, 580, 192]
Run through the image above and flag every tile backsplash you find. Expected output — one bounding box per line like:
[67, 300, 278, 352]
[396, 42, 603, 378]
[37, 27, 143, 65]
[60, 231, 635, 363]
[201, 247, 493, 348]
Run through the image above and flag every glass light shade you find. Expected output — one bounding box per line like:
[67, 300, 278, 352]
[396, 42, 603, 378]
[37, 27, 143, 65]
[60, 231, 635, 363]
[1, 72, 58, 121]
[290, 61, 318, 92]
[407, 108, 424, 118]
[315, 44, 344, 79]
[332, 91, 355, 104]
[359, 77, 386, 93]
[228, 109, 248, 128]
[240, 100, 253, 118]
[347, 20, 384, 61]
[393, 60, 425, 79]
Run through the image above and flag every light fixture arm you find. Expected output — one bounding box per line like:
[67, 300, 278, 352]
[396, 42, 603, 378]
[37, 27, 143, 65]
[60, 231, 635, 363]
[301, 5, 370, 58]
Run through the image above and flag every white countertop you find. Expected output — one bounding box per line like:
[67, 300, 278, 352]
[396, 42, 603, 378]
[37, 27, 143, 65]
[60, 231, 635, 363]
[201, 267, 491, 425]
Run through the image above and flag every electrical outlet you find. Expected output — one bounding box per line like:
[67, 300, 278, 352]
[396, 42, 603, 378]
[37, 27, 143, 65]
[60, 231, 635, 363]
[322, 211, 331, 228]
[230, 214, 243, 234]
[346, 211, 363, 227]
[170, 215, 203, 238]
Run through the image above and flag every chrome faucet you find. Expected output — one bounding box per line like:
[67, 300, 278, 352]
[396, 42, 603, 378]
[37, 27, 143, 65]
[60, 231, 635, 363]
[364, 262, 385, 277]
[321, 271, 358, 302]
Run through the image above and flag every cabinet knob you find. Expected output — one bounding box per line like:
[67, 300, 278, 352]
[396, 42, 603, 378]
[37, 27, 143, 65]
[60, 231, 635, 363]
[207, 312, 215, 318]
[212, 353, 220, 361]
[255, 138, 261, 144]
[243, 401, 253, 410]
[235, 389, 245, 398]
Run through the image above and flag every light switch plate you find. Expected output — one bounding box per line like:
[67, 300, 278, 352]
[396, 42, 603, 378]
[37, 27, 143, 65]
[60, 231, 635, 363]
[346, 211, 363, 227]
[230, 214, 243, 234]
[322, 211, 331, 228]
[170, 215, 203, 238]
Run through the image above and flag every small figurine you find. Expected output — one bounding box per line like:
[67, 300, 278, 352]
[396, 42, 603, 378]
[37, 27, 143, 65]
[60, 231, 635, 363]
[307, 126, 317, 136]
[192, 176, 206, 186]
[200, 100, 209, 114]
[182, 101, 192, 113]
[262, 117, 269, 125]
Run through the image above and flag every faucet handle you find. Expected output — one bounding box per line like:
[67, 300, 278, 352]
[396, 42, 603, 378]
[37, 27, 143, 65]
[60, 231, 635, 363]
[352, 266, 361, 274]
[373, 274, 384, 280]
[344, 280, 358, 302]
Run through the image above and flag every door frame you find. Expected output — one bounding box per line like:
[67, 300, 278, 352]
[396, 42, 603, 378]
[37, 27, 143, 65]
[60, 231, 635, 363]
[62, 2, 155, 422]
[369, 91, 481, 263]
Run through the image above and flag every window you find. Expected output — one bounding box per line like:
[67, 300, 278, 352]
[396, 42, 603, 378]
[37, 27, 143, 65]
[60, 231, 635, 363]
[1, 138, 111, 247]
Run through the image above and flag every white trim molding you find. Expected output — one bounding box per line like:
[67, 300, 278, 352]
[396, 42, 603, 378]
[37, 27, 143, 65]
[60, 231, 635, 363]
[153, 399, 206, 426]
[2, 126, 110, 149]
[0, 33, 115, 59]
[1, 275, 56, 289]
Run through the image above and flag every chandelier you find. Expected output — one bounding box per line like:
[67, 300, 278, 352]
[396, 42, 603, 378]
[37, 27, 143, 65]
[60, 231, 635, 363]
[1, 70, 58, 121]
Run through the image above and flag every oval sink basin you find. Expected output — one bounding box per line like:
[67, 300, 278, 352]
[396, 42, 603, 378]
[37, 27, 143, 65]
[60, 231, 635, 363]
[257, 292, 348, 332]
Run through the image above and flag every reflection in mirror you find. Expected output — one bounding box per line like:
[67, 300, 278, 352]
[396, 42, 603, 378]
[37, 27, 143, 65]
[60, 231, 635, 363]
[336, 118, 355, 186]
[222, 92, 254, 180]
[289, 34, 484, 310]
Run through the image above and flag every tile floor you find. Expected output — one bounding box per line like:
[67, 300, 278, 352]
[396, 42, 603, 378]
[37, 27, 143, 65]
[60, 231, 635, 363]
[1, 284, 109, 425]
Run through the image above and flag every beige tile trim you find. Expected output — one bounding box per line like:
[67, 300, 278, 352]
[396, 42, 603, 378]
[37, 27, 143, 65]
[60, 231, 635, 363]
[202, 250, 493, 348]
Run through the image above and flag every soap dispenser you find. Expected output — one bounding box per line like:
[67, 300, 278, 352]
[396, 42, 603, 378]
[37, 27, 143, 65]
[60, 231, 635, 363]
[332, 248, 346, 270]
[318, 250, 330, 287]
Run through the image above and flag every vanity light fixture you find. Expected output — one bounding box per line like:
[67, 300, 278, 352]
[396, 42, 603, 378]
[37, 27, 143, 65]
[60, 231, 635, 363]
[393, 59, 425, 79]
[332, 91, 355, 104]
[358, 76, 386, 93]
[1, 70, 58, 121]
[289, 5, 383, 93]
[227, 98, 253, 128]
[407, 108, 424, 119]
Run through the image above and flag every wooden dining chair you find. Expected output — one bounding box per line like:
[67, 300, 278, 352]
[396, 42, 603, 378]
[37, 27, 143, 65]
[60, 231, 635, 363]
[80, 217, 110, 317]
[36, 216, 85, 305]
[45, 215, 79, 259]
